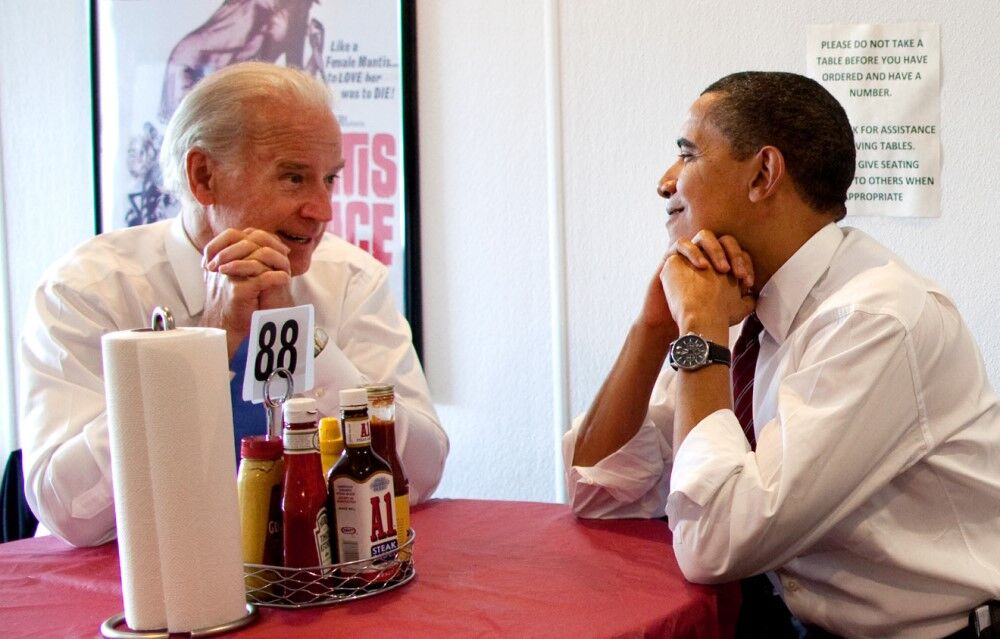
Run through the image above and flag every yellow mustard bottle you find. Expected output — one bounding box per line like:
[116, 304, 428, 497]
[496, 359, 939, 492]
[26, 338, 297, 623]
[237, 435, 284, 592]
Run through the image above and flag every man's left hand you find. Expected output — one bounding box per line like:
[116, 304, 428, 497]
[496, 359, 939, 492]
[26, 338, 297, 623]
[663, 230, 756, 335]
[205, 227, 296, 310]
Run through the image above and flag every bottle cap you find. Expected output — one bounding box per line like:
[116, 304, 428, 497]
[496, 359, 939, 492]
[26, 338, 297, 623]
[319, 417, 344, 455]
[339, 388, 368, 409]
[283, 397, 318, 424]
[365, 384, 394, 400]
[240, 435, 283, 461]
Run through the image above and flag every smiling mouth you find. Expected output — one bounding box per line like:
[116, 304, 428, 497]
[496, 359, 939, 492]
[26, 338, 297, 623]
[277, 230, 313, 245]
[668, 206, 684, 216]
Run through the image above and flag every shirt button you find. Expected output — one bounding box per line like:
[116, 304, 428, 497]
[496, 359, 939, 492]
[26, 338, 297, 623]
[784, 578, 800, 593]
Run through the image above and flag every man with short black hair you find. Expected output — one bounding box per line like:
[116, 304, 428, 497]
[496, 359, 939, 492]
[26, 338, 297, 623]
[565, 71, 1000, 638]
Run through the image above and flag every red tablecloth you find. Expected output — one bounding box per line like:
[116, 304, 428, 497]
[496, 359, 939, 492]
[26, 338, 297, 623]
[0, 499, 738, 638]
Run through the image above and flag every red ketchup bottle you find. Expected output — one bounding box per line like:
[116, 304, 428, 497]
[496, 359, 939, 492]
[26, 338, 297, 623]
[281, 397, 332, 602]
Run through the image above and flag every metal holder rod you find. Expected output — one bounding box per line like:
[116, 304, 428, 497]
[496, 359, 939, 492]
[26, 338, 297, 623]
[149, 306, 175, 331]
[99, 604, 258, 639]
[263, 367, 294, 439]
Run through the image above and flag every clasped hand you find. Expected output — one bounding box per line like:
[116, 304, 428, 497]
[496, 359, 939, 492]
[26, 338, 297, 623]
[641, 230, 756, 339]
[200, 227, 296, 359]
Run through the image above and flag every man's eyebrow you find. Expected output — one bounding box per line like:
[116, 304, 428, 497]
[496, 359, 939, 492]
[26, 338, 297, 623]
[676, 137, 697, 150]
[276, 160, 309, 171]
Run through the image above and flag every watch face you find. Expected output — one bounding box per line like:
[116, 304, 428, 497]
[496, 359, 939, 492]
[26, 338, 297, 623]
[672, 334, 708, 368]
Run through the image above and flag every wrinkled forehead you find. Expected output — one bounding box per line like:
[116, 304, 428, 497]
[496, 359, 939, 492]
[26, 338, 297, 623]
[242, 100, 342, 162]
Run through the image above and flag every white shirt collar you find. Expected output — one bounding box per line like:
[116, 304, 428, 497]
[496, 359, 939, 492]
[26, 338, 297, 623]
[165, 215, 206, 317]
[755, 222, 844, 343]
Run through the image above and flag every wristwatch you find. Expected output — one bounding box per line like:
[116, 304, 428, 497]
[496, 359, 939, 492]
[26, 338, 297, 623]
[668, 333, 731, 371]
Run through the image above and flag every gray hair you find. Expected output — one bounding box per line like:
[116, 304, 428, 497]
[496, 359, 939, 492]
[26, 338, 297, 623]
[159, 62, 334, 205]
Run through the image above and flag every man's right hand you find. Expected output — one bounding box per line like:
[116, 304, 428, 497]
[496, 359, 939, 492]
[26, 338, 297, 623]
[200, 228, 293, 359]
[639, 252, 680, 337]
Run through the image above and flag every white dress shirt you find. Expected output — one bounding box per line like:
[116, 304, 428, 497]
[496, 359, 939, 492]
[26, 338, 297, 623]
[564, 224, 1000, 639]
[20, 218, 448, 548]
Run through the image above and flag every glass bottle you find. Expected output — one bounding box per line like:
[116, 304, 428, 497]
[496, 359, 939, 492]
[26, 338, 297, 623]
[237, 435, 284, 593]
[281, 397, 332, 601]
[367, 384, 410, 560]
[319, 416, 344, 478]
[328, 388, 397, 579]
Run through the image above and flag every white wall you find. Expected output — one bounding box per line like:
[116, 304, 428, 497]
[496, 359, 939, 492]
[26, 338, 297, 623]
[0, 0, 95, 465]
[421, 0, 1000, 503]
[2, 0, 999, 502]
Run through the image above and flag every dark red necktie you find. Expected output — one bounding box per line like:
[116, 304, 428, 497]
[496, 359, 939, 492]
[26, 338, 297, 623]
[732, 313, 764, 449]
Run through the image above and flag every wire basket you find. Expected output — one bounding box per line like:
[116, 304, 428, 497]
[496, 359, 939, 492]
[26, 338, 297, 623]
[244, 529, 415, 608]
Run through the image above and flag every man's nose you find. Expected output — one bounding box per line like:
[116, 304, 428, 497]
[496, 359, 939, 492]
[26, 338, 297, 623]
[303, 185, 334, 222]
[657, 171, 678, 199]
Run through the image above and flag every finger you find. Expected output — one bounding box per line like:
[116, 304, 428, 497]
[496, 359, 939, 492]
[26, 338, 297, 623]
[671, 239, 711, 269]
[257, 269, 292, 292]
[718, 235, 754, 289]
[690, 230, 730, 273]
[216, 259, 272, 278]
[211, 243, 292, 274]
[202, 228, 249, 266]
[242, 228, 291, 255]
[207, 238, 267, 270]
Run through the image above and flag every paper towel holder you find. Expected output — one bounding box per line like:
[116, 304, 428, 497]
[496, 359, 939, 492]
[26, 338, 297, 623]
[134, 306, 175, 333]
[150, 306, 174, 331]
[99, 603, 258, 638]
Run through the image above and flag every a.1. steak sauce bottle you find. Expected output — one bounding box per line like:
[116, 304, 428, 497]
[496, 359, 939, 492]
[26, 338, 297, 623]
[328, 388, 398, 589]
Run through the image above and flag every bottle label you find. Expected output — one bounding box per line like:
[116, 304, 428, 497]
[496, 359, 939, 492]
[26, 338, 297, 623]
[343, 416, 372, 447]
[332, 471, 398, 568]
[283, 428, 319, 454]
[315, 506, 333, 566]
[263, 483, 284, 565]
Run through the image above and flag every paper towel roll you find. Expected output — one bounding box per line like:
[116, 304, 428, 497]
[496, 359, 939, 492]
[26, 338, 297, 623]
[102, 326, 246, 632]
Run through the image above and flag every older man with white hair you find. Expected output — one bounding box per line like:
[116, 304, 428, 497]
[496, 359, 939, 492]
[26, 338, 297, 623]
[19, 62, 448, 548]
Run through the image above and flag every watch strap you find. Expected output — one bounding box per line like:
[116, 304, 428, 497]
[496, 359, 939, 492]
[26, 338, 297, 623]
[706, 340, 731, 367]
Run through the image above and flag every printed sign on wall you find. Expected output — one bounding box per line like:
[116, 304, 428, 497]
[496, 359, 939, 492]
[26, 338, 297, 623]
[807, 23, 941, 217]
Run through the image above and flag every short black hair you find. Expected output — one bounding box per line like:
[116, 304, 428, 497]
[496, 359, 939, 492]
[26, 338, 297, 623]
[701, 71, 855, 221]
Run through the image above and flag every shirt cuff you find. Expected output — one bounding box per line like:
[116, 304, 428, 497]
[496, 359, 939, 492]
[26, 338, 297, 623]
[669, 409, 750, 507]
[307, 342, 365, 406]
[564, 417, 670, 508]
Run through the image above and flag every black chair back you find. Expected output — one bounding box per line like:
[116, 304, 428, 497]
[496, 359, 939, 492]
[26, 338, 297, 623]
[1, 449, 39, 542]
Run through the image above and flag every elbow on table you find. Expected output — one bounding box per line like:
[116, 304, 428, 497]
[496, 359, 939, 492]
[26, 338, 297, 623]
[675, 552, 736, 585]
[26, 470, 117, 548]
[673, 539, 744, 585]
[32, 496, 117, 548]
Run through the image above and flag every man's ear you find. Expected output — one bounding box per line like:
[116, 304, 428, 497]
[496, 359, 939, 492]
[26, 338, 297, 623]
[748, 145, 785, 203]
[185, 148, 217, 206]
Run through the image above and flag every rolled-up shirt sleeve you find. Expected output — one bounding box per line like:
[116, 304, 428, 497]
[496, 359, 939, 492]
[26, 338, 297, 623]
[20, 281, 119, 547]
[563, 366, 678, 519]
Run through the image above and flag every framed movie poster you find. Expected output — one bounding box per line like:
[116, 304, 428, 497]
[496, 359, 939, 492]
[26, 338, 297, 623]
[90, 0, 423, 346]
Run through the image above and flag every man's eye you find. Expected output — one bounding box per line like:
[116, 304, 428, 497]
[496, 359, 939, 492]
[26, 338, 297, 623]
[678, 152, 694, 162]
[284, 174, 304, 184]
[324, 174, 339, 187]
